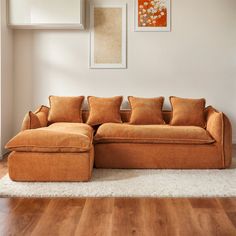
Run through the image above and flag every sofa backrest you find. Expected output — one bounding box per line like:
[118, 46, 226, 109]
[82, 110, 172, 124]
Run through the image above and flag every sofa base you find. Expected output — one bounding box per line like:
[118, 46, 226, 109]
[94, 143, 224, 169]
[8, 148, 94, 182]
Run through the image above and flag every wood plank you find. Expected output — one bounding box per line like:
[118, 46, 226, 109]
[0, 198, 21, 235]
[219, 198, 236, 212]
[0, 198, 49, 236]
[189, 198, 236, 236]
[166, 198, 204, 236]
[218, 198, 236, 229]
[111, 198, 146, 235]
[227, 213, 236, 228]
[31, 198, 86, 236]
[75, 198, 114, 235]
[0, 197, 235, 235]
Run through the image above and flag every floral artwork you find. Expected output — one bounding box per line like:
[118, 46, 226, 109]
[135, 0, 170, 31]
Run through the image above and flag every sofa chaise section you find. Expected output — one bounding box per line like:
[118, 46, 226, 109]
[6, 122, 94, 181]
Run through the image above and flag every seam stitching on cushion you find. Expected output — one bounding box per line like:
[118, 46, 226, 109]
[94, 138, 215, 144]
[7, 145, 91, 152]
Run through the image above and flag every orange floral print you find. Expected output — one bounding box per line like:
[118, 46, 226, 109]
[138, 0, 167, 27]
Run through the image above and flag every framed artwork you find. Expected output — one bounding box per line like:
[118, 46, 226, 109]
[90, 2, 127, 69]
[134, 0, 171, 32]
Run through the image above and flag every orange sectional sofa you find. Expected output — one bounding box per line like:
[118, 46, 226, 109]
[5, 98, 232, 182]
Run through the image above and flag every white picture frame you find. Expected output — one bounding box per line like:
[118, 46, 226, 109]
[134, 0, 171, 32]
[90, 2, 127, 69]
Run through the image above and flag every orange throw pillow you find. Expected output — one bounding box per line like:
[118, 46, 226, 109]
[170, 96, 206, 127]
[48, 96, 84, 123]
[128, 96, 165, 124]
[34, 105, 49, 127]
[21, 112, 41, 131]
[21, 105, 49, 131]
[87, 96, 123, 125]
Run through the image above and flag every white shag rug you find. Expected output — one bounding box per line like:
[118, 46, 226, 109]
[0, 159, 236, 198]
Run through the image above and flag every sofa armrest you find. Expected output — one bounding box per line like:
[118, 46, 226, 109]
[205, 106, 232, 167]
[21, 105, 49, 131]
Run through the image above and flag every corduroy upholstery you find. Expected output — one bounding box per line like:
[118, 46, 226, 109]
[34, 105, 49, 127]
[94, 107, 231, 169]
[5, 104, 232, 182]
[48, 96, 84, 123]
[94, 143, 222, 169]
[205, 106, 232, 168]
[8, 148, 94, 182]
[170, 96, 206, 128]
[86, 96, 123, 125]
[6, 123, 93, 153]
[94, 123, 214, 144]
[128, 96, 165, 124]
[21, 105, 49, 131]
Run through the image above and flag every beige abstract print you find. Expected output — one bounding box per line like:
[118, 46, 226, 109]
[94, 8, 122, 64]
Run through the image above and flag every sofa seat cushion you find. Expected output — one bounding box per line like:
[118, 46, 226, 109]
[94, 123, 215, 144]
[6, 123, 93, 153]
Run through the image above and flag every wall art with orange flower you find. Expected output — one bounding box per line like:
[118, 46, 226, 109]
[135, 0, 170, 31]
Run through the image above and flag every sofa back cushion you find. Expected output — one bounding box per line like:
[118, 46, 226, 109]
[86, 96, 123, 126]
[169, 96, 206, 127]
[128, 96, 165, 124]
[48, 96, 84, 123]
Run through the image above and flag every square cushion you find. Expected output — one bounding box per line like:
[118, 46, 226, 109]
[170, 96, 206, 127]
[48, 96, 84, 123]
[128, 96, 165, 124]
[6, 123, 93, 153]
[94, 123, 215, 144]
[86, 96, 123, 126]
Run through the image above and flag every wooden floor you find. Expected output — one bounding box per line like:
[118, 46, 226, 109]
[0, 147, 235, 236]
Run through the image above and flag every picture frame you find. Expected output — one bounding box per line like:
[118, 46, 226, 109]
[90, 2, 127, 69]
[134, 0, 171, 32]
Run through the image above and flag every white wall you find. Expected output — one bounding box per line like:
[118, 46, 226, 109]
[1, 0, 13, 158]
[13, 0, 236, 142]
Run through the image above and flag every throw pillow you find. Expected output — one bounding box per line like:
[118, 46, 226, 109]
[21, 112, 41, 131]
[169, 96, 206, 127]
[87, 96, 123, 125]
[48, 96, 84, 123]
[128, 96, 165, 124]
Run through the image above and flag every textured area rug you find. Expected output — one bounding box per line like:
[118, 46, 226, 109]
[0, 159, 236, 198]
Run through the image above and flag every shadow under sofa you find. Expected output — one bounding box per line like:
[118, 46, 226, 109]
[5, 106, 232, 182]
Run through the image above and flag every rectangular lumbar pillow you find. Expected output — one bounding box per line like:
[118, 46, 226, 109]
[169, 96, 206, 127]
[48, 96, 84, 123]
[128, 96, 165, 124]
[86, 96, 123, 125]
